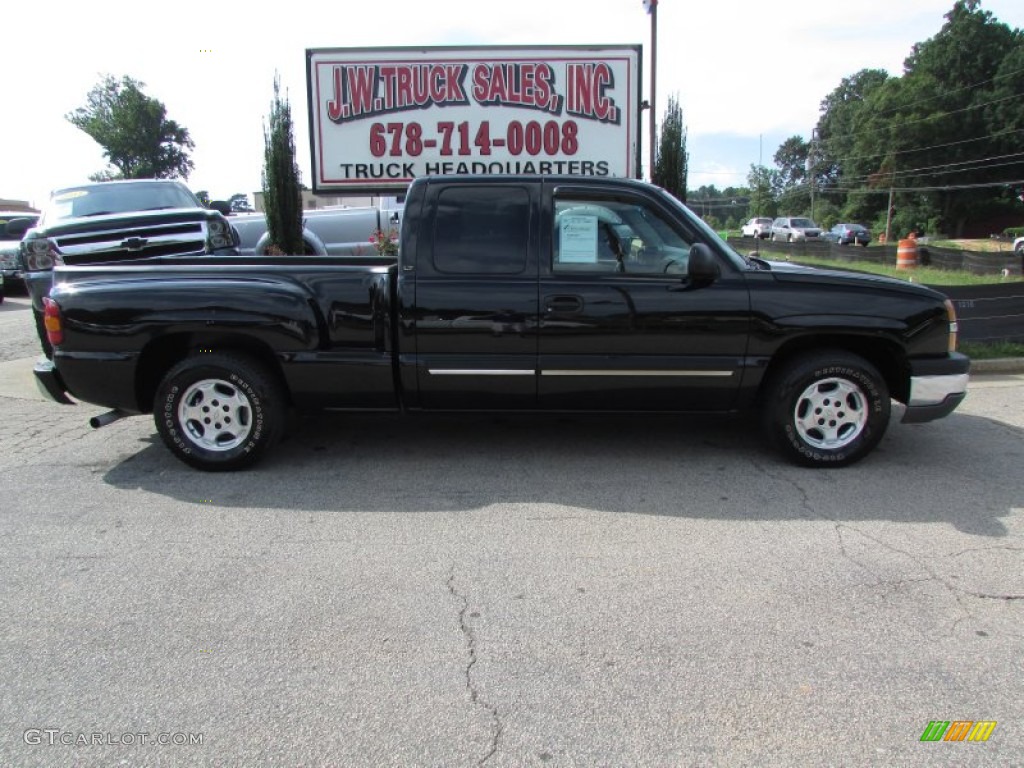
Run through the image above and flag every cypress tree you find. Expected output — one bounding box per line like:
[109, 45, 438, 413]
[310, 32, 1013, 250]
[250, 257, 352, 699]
[262, 74, 304, 254]
[653, 94, 689, 204]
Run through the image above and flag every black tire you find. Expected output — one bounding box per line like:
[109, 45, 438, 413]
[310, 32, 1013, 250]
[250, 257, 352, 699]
[761, 351, 890, 468]
[154, 353, 287, 471]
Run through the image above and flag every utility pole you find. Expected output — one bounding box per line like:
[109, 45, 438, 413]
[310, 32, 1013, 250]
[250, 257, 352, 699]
[884, 187, 894, 244]
[644, 0, 658, 181]
[809, 128, 817, 222]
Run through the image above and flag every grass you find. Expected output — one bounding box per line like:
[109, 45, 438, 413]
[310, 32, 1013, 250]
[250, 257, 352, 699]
[785, 254, 1022, 286]
[959, 340, 1024, 360]
[930, 238, 1019, 253]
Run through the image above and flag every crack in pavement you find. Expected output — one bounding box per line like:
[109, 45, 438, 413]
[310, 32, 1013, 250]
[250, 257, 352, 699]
[747, 460, 1024, 634]
[447, 567, 503, 766]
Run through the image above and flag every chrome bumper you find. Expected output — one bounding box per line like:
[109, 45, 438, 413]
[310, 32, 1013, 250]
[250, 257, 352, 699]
[902, 355, 970, 424]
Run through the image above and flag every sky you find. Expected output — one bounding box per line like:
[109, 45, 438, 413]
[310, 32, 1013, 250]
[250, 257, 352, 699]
[2, 0, 1022, 209]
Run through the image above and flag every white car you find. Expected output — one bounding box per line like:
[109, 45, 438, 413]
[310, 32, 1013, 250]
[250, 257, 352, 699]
[741, 217, 773, 239]
[771, 216, 822, 242]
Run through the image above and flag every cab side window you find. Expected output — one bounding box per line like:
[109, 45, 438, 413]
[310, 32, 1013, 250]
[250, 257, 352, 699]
[553, 197, 694, 275]
[432, 186, 530, 275]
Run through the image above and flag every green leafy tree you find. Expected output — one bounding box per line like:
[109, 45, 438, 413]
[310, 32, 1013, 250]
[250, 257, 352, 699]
[261, 75, 304, 254]
[653, 94, 688, 203]
[194, 190, 211, 207]
[66, 75, 194, 180]
[813, 1, 1023, 236]
[773, 136, 811, 214]
[746, 165, 777, 219]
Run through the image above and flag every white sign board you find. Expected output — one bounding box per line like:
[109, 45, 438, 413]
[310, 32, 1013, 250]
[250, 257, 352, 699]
[307, 45, 641, 194]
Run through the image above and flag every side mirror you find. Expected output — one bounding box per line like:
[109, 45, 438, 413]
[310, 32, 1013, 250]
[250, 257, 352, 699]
[4, 217, 35, 239]
[208, 200, 231, 216]
[688, 243, 721, 283]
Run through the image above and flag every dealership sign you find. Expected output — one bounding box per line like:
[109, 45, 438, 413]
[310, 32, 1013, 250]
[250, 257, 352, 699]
[306, 45, 641, 194]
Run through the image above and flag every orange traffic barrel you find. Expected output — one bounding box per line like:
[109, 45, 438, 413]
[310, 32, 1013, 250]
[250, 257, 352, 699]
[897, 238, 918, 269]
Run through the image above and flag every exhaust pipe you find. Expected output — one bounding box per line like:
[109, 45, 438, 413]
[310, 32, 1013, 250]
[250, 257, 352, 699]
[89, 409, 129, 429]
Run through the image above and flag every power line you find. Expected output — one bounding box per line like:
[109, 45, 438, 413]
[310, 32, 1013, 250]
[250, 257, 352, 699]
[818, 127, 1024, 167]
[858, 66, 1024, 121]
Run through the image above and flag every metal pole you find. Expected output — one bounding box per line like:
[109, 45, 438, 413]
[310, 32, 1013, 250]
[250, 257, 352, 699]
[884, 187, 894, 244]
[649, 1, 657, 181]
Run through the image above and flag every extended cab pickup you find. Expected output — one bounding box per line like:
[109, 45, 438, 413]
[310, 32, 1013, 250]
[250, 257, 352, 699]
[34, 175, 970, 471]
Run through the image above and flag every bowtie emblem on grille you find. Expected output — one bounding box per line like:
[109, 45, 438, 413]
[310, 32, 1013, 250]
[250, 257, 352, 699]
[122, 237, 148, 251]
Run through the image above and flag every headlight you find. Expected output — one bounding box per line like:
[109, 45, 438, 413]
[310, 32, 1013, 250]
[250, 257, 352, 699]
[23, 238, 61, 271]
[207, 218, 233, 250]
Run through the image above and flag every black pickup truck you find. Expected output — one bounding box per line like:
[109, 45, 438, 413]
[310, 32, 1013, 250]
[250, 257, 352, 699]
[20, 179, 239, 356]
[34, 175, 969, 471]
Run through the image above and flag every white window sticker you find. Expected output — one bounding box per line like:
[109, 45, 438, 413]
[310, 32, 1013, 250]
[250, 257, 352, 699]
[559, 215, 598, 263]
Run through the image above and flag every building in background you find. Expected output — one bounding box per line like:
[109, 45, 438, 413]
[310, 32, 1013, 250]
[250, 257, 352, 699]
[0, 198, 39, 214]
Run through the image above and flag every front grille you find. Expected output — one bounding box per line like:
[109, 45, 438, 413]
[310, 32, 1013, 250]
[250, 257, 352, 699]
[54, 221, 207, 264]
[55, 222, 203, 248]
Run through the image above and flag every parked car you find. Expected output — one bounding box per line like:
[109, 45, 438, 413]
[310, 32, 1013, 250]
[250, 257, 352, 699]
[823, 223, 871, 246]
[0, 211, 39, 292]
[771, 217, 822, 242]
[741, 217, 773, 239]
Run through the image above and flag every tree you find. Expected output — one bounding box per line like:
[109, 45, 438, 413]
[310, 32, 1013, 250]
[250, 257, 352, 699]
[66, 75, 194, 180]
[261, 75, 304, 254]
[746, 165, 777, 220]
[194, 190, 211, 207]
[812, 1, 1024, 236]
[653, 94, 688, 203]
[773, 136, 811, 214]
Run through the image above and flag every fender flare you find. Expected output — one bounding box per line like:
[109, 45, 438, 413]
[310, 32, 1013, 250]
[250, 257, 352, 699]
[254, 227, 328, 256]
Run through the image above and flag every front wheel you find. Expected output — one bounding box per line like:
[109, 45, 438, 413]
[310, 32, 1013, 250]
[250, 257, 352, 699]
[762, 351, 890, 468]
[154, 353, 287, 471]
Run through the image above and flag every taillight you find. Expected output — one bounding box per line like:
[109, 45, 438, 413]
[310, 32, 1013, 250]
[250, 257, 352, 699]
[944, 299, 958, 352]
[42, 298, 64, 346]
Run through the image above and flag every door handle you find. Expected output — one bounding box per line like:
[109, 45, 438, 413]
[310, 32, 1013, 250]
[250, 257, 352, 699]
[545, 295, 584, 313]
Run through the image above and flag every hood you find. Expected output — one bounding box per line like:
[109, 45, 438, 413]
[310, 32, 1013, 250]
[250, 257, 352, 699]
[762, 259, 947, 300]
[33, 207, 217, 238]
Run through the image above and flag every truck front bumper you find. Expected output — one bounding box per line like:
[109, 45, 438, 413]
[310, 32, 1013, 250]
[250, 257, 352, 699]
[33, 358, 75, 405]
[901, 352, 970, 424]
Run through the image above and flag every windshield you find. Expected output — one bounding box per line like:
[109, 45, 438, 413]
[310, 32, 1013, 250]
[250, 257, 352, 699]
[40, 182, 201, 226]
[791, 218, 817, 228]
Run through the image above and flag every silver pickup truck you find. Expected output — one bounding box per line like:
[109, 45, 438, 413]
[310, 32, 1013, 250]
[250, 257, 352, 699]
[230, 196, 404, 256]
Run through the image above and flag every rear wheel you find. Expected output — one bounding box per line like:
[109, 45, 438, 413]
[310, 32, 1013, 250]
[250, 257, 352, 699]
[154, 353, 287, 471]
[762, 351, 890, 467]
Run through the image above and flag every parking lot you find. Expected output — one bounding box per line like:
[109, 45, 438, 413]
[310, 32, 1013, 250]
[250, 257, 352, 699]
[0, 293, 1022, 766]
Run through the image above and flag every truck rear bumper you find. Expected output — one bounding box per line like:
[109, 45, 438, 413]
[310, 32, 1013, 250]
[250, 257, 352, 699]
[33, 358, 75, 405]
[901, 352, 970, 424]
